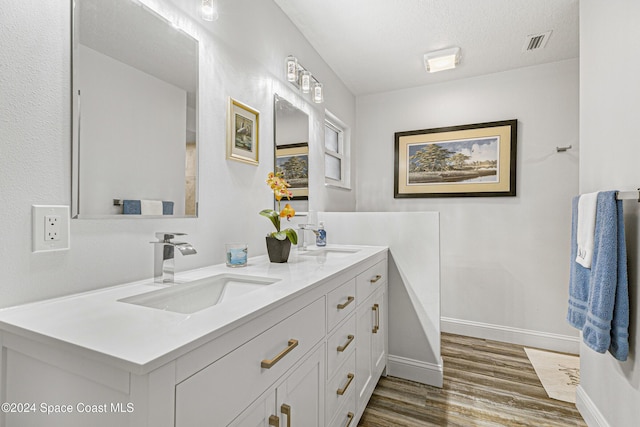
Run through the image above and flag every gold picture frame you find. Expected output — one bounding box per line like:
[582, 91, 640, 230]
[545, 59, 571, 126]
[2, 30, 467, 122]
[227, 97, 259, 165]
[394, 120, 517, 198]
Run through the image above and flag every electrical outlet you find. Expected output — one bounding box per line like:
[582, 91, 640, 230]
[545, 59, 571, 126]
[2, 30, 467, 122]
[45, 215, 61, 241]
[32, 205, 70, 252]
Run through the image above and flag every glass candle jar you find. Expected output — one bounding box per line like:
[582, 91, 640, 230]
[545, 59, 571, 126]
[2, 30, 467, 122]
[225, 243, 248, 268]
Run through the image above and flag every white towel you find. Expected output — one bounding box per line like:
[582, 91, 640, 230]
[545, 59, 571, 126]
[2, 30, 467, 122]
[576, 192, 599, 268]
[140, 200, 163, 215]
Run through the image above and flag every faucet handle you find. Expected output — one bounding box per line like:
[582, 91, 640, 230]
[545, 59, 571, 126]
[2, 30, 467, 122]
[154, 232, 187, 242]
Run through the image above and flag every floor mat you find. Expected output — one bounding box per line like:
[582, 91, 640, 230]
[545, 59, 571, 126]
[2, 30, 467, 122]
[524, 347, 579, 403]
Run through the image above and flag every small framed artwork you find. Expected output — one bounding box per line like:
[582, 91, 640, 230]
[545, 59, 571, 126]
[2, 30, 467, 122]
[275, 143, 309, 199]
[227, 98, 259, 165]
[394, 120, 517, 198]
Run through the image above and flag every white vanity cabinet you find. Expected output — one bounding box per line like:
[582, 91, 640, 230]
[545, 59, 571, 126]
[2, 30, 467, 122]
[175, 297, 326, 426]
[229, 344, 325, 427]
[0, 246, 387, 427]
[355, 260, 388, 418]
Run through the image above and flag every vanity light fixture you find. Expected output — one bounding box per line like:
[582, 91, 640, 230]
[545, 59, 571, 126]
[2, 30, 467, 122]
[201, 0, 218, 22]
[285, 55, 324, 103]
[423, 47, 461, 73]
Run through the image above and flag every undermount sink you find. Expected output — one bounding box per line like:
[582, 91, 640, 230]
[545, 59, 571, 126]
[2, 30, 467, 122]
[299, 247, 360, 259]
[119, 274, 280, 314]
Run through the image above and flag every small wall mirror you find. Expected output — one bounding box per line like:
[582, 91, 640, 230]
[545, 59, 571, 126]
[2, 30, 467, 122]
[274, 95, 310, 214]
[71, 0, 199, 218]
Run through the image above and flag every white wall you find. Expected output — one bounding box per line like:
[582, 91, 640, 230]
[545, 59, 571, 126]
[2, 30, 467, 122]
[320, 212, 443, 386]
[0, 0, 356, 308]
[78, 45, 187, 216]
[356, 59, 580, 352]
[577, 1, 640, 426]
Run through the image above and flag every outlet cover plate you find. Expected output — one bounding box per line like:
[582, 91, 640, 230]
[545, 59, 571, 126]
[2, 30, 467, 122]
[32, 205, 70, 252]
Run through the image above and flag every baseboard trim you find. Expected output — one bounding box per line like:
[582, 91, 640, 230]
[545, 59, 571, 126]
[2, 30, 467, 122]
[576, 385, 610, 427]
[387, 354, 443, 388]
[441, 317, 580, 354]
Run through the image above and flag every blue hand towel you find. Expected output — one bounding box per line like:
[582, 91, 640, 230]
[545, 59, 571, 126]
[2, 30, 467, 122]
[123, 200, 141, 215]
[567, 191, 629, 361]
[162, 201, 174, 215]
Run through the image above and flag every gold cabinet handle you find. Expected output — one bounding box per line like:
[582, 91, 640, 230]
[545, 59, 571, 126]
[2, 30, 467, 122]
[337, 296, 354, 310]
[281, 403, 291, 427]
[261, 339, 298, 369]
[337, 334, 354, 352]
[370, 274, 382, 283]
[269, 415, 280, 427]
[346, 412, 355, 427]
[372, 304, 379, 334]
[337, 373, 355, 395]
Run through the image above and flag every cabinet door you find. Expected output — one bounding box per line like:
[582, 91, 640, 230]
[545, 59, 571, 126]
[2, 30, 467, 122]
[229, 391, 278, 427]
[276, 345, 324, 427]
[371, 288, 386, 377]
[355, 300, 374, 412]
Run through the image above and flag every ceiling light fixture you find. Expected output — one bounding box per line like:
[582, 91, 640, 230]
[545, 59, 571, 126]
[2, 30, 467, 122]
[423, 47, 461, 73]
[285, 55, 324, 103]
[201, 0, 218, 22]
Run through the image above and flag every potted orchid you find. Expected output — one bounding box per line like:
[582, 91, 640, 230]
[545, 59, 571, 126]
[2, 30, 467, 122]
[260, 172, 298, 262]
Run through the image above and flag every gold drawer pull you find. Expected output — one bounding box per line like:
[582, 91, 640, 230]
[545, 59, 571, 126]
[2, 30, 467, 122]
[337, 296, 354, 310]
[337, 334, 354, 352]
[269, 415, 280, 427]
[372, 304, 379, 333]
[281, 403, 291, 427]
[261, 339, 298, 369]
[370, 274, 382, 283]
[337, 373, 355, 395]
[346, 411, 355, 427]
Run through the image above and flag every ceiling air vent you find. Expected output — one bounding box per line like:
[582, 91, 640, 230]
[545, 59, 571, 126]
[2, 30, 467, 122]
[522, 31, 552, 52]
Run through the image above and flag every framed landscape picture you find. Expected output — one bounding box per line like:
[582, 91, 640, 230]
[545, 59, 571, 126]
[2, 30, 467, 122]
[394, 120, 517, 198]
[275, 143, 309, 199]
[227, 98, 259, 165]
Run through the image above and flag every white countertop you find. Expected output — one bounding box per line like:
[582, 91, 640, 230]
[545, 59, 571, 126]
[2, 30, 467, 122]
[0, 244, 387, 374]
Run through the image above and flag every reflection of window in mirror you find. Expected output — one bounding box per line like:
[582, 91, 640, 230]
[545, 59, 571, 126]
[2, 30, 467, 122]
[324, 111, 351, 189]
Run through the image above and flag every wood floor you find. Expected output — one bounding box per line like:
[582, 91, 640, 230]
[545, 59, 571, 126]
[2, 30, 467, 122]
[359, 333, 587, 427]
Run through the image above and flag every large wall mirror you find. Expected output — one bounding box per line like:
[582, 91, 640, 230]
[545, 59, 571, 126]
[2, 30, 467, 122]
[71, 0, 199, 218]
[274, 95, 310, 214]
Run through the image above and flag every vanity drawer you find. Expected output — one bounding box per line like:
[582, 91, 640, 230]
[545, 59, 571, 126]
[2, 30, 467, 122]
[327, 278, 356, 332]
[326, 351, 356, 423]
[175, 297, 325, 427]
[330, 393, 357, 427]
[356, 259, 387, 304]
[327, 313, 356, 378]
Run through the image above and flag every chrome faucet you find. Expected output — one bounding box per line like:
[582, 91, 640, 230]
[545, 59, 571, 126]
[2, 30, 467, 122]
[297, 224, 319, 251]
[151, 232, 197, 284]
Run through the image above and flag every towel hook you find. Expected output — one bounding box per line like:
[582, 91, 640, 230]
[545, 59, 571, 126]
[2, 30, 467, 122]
[556, 145, 572, 153]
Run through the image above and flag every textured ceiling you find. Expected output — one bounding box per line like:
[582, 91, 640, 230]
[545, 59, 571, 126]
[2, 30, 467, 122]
[274, 0, 579, 95]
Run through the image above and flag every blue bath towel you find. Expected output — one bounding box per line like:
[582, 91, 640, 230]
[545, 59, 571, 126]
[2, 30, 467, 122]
[567, 191, 629, 361]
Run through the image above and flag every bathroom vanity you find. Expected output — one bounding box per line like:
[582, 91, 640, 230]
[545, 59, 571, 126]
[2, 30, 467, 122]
[0, 245, 387, 427]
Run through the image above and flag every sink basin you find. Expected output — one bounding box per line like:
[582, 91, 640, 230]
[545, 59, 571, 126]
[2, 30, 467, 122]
[299, 247, 360, 259]
[119, 274, 280, 314]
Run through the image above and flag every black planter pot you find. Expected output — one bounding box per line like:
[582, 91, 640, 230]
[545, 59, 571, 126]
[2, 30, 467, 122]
[265, 236, 292, 263]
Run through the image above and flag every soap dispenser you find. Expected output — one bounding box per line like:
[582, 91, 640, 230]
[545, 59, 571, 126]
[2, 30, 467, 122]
[316, 221, 327, 247]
